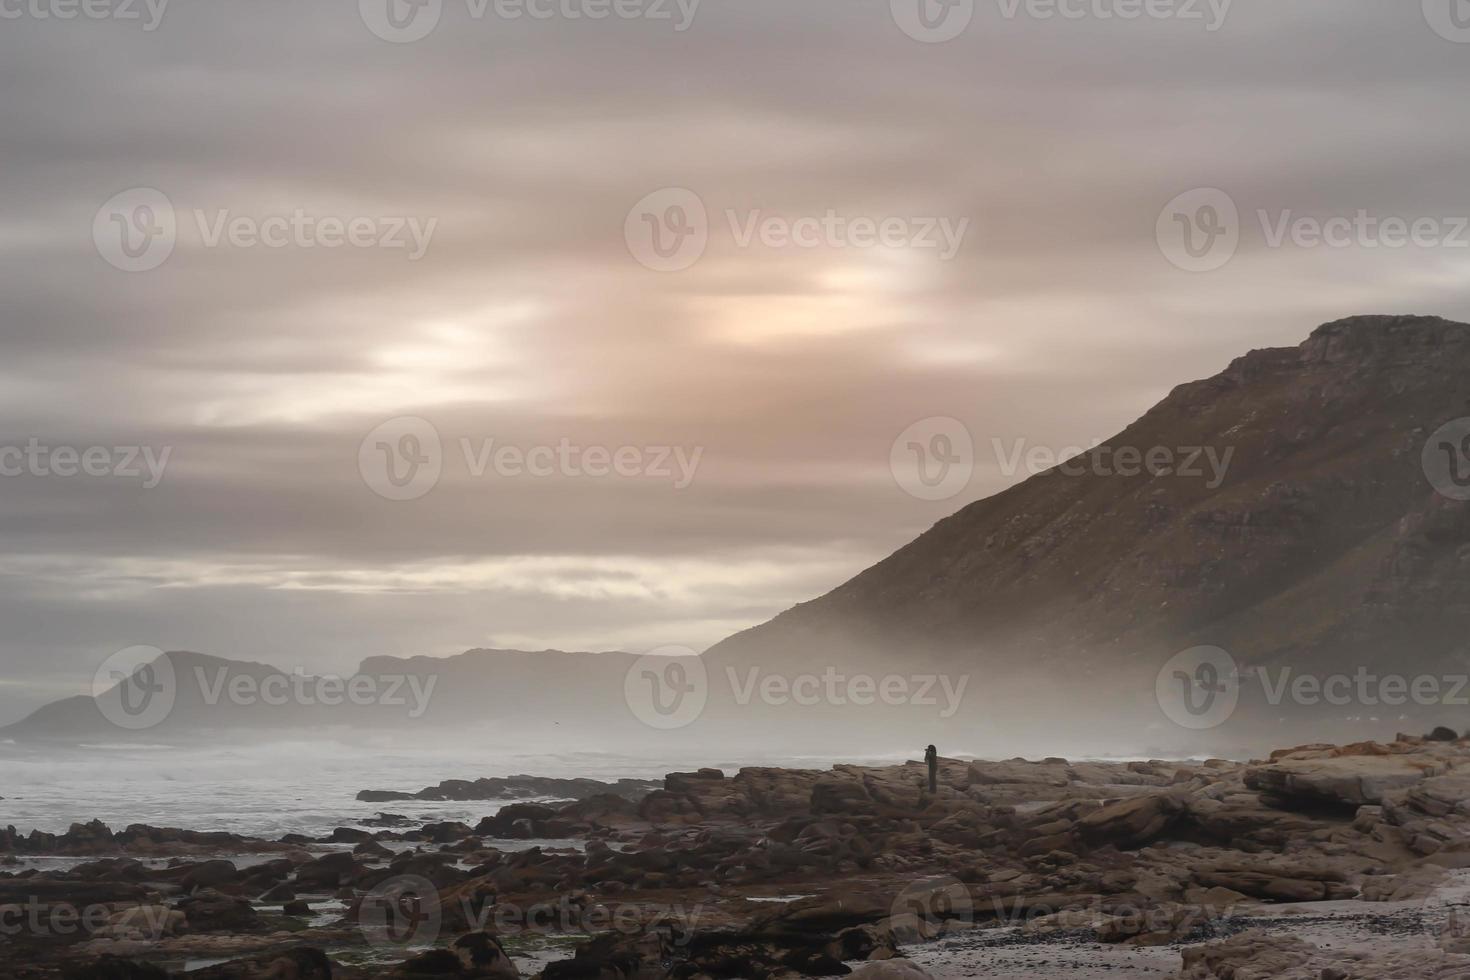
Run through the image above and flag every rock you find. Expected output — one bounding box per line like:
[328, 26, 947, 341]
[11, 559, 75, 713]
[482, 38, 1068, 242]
[417, 821, 476, 844]
[358, 775, 661, 804]
[1179, 931, 1318, 977]
[187, 947, 333, 980]
[0, 878, 151, 907]
[848, 959, 932, 979]
[92, 905, 186, 941]
[362, 812, 416, 827]
[1191, 862, 1355, 904]
[811, 779, 876, 815]
[755, 889, 892, 932]
[393, 938, 518, 979]
[1244, 752, 1445, 808]
[180, 858, 240, 890]
[327, 827, 373, 843]
[451, 932, 520, 978]
[355, 838, 396, 858]
[1428, 726, 1460, 742]
[1075, 794, 1186, 849]
[60, 956, 170, 980]
[177, 888, 265, 933]
[1405, 772, 1470, 819]
[259, 882, 297, 902]
[295, 851, 361, 888]
[1178, 928, 1470, 978]
[542, 928, 674, 980]
[475, 803, 558, 839]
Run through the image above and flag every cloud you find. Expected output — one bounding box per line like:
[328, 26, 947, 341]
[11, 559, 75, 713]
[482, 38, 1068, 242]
[1, 0, 1468, 723]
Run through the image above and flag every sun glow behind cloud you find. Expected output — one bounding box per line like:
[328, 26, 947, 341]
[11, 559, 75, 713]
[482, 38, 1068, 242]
[188, 301, 547, 427]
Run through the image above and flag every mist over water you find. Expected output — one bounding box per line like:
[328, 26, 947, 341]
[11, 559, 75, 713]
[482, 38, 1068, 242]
[0, 736, 935, 838]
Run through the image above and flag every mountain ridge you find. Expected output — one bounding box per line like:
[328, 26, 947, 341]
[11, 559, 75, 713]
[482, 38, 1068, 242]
[10, 315, 1470, 751]
[703, 314, 1470, 735]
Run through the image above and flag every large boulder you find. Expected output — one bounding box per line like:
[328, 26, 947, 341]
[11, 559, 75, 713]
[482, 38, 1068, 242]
[179, 859, 240, 891]
[177, 889, 265, 933]
[1075, 794, 1186, 849]
[1244, 753, 1445, 808]
[1405, 772, 1470, 819]
[1246, 746, 1440, 811]
[1190, 861, 1355, 904]
[396, 933, 518, 978]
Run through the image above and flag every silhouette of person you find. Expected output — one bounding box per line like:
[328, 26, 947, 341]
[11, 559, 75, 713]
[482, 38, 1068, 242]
[924, 744, 938, 795]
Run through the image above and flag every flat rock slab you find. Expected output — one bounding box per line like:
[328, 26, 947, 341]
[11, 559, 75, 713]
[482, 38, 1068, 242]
[1243, 754, 1446, 807]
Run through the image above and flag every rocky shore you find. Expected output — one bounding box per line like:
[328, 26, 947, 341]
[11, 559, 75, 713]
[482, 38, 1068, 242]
[6, 733, 1470, 978]
[355, 776, 663, 805]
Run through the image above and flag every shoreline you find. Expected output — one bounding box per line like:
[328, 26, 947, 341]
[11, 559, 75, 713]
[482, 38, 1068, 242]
[5, 734, 1470, 978]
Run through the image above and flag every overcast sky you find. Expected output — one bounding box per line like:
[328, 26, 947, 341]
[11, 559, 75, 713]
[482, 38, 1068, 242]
[1, 0, 1468, 724]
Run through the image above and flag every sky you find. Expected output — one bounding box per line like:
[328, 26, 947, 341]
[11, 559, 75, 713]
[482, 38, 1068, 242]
[2, 0, 1470, 725]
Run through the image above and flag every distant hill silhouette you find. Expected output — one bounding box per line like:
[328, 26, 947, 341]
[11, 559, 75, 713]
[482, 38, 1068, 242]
[11, 316, 1470, 754]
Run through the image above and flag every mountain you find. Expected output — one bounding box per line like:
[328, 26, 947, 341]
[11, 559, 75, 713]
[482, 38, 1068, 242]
[704, 314, 1470, 747]
[9, 315, 1470, 754]
[0, 648, 657, 743]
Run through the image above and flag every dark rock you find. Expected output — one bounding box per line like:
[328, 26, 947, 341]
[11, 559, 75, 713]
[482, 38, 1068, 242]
[61, 956, 169, 980]
[359, 776, 660, 804]
[177, 888, 265, 933]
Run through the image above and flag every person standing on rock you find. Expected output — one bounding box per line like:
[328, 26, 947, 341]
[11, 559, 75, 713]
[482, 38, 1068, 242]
[924, 744, 938, 796]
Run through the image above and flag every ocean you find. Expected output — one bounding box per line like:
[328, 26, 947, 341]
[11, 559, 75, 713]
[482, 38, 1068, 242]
[0, 737, 922, 839]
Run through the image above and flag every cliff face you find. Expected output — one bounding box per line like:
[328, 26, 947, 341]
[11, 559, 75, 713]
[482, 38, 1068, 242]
[707, 316, 1470, 698]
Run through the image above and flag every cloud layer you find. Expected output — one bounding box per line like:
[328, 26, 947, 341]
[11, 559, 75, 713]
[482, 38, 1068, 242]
[1, 0, 1468, 723]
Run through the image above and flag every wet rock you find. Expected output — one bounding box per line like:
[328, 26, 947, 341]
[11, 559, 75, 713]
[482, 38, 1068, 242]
[475, 804, 559, 839]
[327, 827, 373, 844]
[60, 956, 170, 980]
[179, 858, 240, 891]
[92, 904, 187, 941]
[396, 932, 520, 978]
[359, 775, 660, 804]
[177, 888, 266, 933]
[187, 947, 333, 980]
[355, 838, 396, 859]
[295, 851, 361, 889]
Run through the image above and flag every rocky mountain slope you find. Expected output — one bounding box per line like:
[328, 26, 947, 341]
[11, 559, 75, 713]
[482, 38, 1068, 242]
[705, 315, 1470, 744]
